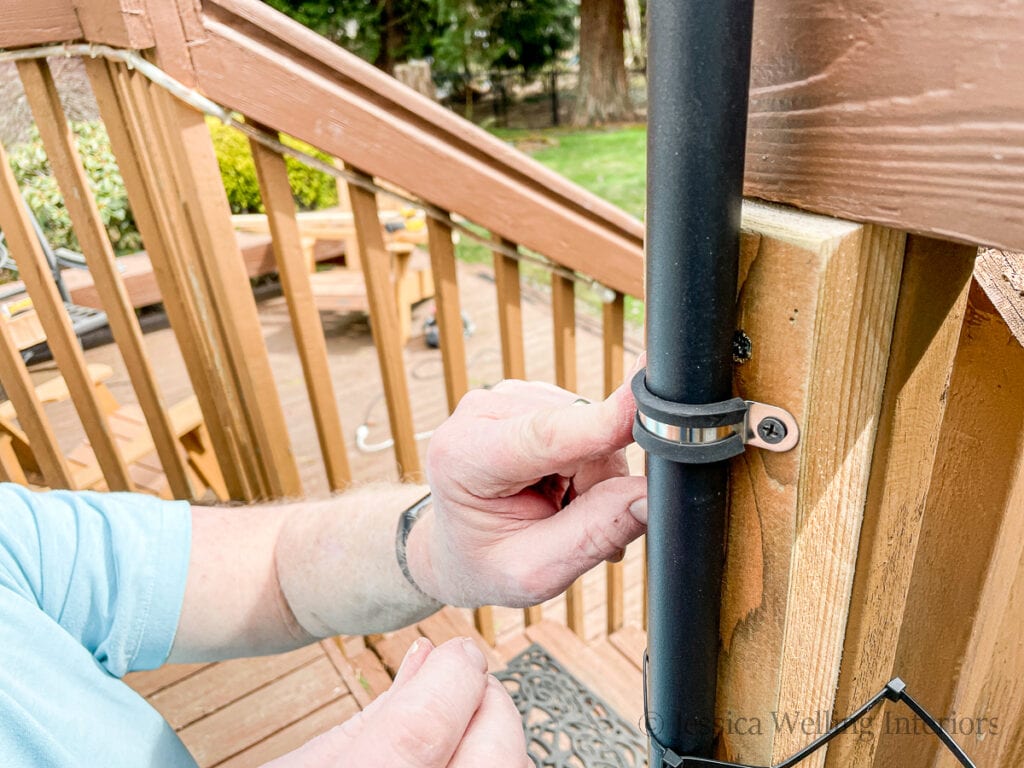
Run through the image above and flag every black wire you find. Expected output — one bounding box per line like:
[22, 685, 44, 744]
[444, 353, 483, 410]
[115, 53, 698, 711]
[643, 655, 978, 768]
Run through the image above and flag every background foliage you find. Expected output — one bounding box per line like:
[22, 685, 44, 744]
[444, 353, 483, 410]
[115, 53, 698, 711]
[207, 119, 338, 214]
[263, 0, 577, 77]
[7, 120, 338, 255]
[10, 122, 141, 255]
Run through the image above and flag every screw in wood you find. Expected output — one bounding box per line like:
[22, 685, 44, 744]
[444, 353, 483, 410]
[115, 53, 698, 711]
[756, 416, 787, 444]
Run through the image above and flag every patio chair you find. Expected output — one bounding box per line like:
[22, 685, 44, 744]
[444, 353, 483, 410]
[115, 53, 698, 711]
[0, 200, 109, 363]
[0, 361, 228, 500]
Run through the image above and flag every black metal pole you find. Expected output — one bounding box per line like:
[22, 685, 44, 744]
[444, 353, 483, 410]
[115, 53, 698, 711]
[644, 0, 755, 763]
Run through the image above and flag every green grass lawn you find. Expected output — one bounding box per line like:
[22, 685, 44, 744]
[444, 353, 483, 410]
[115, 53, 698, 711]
[494, 125, 647, 219]
[457, 125, 647, 324]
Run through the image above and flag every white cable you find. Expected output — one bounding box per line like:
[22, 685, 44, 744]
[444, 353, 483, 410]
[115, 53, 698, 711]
[355, 424, 435, 453]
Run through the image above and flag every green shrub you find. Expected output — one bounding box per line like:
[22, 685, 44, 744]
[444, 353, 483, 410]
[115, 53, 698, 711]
[207, 118, 338, 214]
[5, 119, 339, 257]
[9, 122, 142, 255]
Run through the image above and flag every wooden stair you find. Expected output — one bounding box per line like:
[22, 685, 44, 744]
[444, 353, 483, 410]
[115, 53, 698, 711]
[126, 609, 648, 766]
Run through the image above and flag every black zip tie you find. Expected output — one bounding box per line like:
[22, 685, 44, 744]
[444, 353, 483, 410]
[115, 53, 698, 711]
[643, 655, 977, 768]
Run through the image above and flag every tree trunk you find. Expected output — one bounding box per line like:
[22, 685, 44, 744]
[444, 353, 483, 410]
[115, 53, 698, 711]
[375, 0, 407, 74]
[572, 0, 633, 126]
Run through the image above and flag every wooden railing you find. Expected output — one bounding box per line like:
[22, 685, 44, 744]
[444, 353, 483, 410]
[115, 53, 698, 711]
[0, 0, 644, 647]
[2, 3, 1024, 766]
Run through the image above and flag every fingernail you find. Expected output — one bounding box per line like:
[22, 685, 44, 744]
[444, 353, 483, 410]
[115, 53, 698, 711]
[461, 638, 487, 671]
[401, 638, 421, 666]
[629, 497, 648, 524]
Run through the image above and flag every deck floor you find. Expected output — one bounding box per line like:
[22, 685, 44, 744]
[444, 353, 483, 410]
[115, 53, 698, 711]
[125, 609, 648, 767]
[43, 260, 648, 765]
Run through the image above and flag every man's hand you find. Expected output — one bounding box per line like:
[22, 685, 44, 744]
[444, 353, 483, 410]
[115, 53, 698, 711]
[263, 637, 530, 767]
[409, 373, 648, 608]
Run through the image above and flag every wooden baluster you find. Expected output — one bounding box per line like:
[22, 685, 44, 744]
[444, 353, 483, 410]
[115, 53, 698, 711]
[0, 317, 74, 488]
[18, 59, 195, 500]
[602, 292, 627, 634]
[492, 237, 527, 381]
[0, 141, 133, 491]
[346, 171, 422, 481]
[551, 272, 585, 637]
[149, 85, 303, 499]
[425, 214, 495, 644]
[425, 215, 469, 411]
[250, 133, 352, 492]
[85, 59, 256, 500]
[491, 238, 542, 628]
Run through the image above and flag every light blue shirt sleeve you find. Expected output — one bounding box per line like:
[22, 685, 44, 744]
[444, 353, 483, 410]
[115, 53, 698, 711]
[0, 483, 192, 676]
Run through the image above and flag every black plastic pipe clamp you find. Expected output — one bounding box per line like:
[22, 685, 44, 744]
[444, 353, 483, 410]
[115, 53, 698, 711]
[632, 369, 799, 465]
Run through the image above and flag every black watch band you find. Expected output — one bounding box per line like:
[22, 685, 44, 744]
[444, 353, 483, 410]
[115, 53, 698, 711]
[396, 492, 433, 594]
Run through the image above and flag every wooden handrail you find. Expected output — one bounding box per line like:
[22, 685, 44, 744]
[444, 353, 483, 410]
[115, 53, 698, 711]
[6, 0, 1024, 254]
[151, 0, 644, 298]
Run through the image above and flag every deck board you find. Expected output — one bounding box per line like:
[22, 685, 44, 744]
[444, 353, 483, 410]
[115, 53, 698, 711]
[176, 657, 350, 766]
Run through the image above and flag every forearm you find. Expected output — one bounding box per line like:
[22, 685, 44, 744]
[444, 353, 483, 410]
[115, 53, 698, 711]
[168, 483, 441, 664]
[275, 483, 442, 638]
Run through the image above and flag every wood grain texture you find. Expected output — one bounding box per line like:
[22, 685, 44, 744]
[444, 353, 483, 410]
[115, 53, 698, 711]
[250, 135, 352, 491]
[825, 237, 975, 767]
[86, 60, 256, 499]
[216, 696, 360, 768]
[743, 3, 1024, 252]
[176, 657, 347, 766]
[717, 203, 905, 765]
[180, 5, 645, 297]
[0, 0, 81, 48]
[974, 249, 1024, 346]
[70, 0, 153, 48]
[491, 232, 540, 640]
[150, 88, 302, 498]
[872, 284, 1024, 768]
[19, 58, 195, 500]
[346, 175, 422, 481]
[551, 273, 585, 637]
[148, 645, 321, 730]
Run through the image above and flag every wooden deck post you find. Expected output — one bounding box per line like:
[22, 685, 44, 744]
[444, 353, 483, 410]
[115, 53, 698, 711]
[717, 203, 905, 765]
